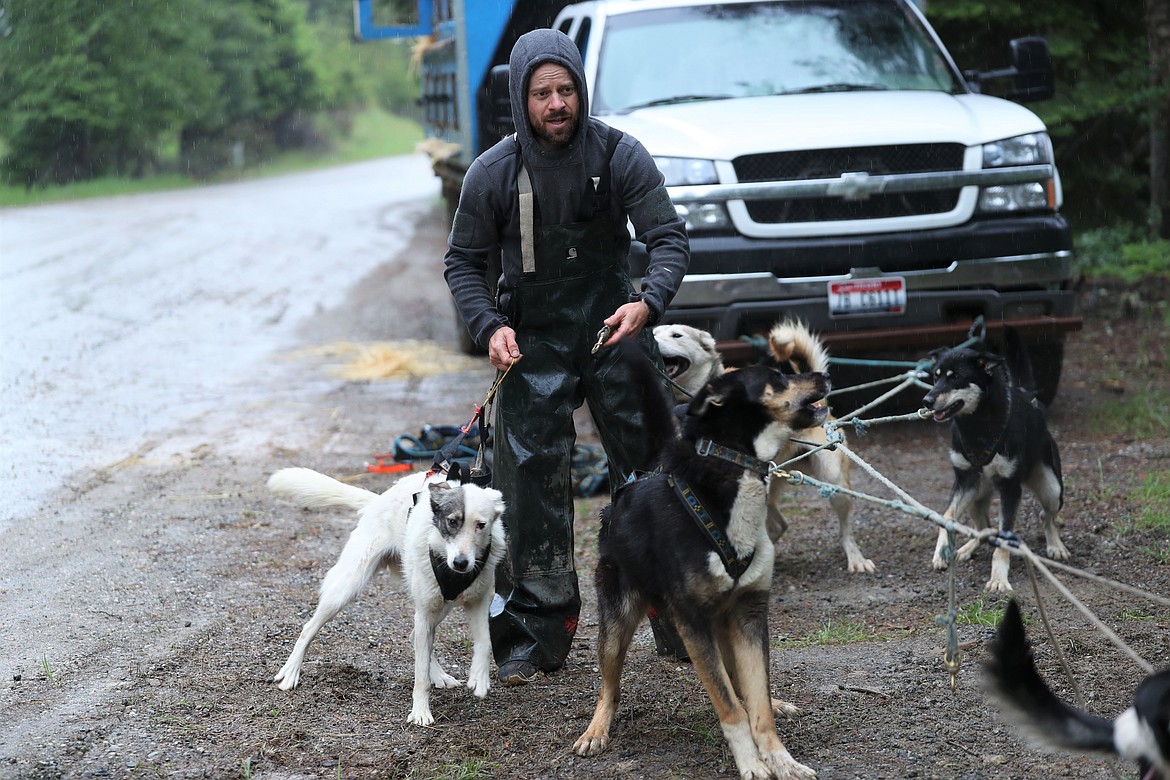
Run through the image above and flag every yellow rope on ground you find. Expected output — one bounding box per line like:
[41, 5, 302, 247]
[288, 340, 483, 381]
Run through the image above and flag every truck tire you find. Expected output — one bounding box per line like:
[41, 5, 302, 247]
[1026, 336, 1064, 407]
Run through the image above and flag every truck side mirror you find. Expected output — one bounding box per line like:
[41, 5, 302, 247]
[488, 64, 514, 135]
[964, 36, 1055, 103]
[1008, 37, 1055, 103]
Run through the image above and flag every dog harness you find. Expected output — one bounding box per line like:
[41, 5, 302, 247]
[665, 474, 754, 579]
[694, 437, 775, 475]
[616, 438, 776, 580]
[429, 541, 493, 602]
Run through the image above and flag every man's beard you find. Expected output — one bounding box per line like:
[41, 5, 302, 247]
[534, 112, 578, 147]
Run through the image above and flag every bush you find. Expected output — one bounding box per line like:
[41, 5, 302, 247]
[1076, 226, 1170, 283]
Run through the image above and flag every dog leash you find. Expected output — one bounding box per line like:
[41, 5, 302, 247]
[427, 361, 515, 483]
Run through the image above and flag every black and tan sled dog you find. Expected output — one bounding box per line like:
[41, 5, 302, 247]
[986, 600, 1170, 780]
[922, 328, 1068, 592]
[573, 341, 825, 780]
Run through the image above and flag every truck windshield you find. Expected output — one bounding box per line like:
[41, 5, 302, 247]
[593, 0, 960, 115]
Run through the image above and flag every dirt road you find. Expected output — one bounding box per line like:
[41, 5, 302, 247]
[1, 158, 1167, 779]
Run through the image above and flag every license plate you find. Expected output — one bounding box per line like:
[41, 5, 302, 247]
[828, 277, 906, 318]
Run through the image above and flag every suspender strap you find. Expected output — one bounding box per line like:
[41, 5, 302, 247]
[517, 161, 536, 274]
[594, 125, 621, 213]
[513, 125, 623, 273]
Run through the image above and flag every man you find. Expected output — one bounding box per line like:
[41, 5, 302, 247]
[444, 28, 690, 685]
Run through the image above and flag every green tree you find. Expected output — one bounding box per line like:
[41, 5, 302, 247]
[1147, 0, 1170, 237]
[925, 0, 1154, 232]
[178, 0, 327, 176]
[0, 0, 218, 185]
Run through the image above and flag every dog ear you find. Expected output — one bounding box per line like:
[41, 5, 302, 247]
[979, 353, 1006, 375]
[688, 386, 726, 416]
[486, 487, 506, 517]
[428, 481, 462, 517]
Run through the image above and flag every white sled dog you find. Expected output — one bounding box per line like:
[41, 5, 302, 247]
[268, 467, 506, 726]
[655, 319, 872, 573]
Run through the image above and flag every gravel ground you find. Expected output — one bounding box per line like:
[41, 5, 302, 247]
[1, 175, 1167, 779]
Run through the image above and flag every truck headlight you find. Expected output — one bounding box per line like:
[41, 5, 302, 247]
[978, 132, 1057, 213]
[676, 202, 730, 231]
[654, 157, 717, 185]
[654, 157, 729, 232]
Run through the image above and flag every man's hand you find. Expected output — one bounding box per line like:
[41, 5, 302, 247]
[599, 300, 652, 349]
[488, 326, 522, 371]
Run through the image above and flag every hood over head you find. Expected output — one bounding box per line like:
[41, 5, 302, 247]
[508, 28, 590, 154]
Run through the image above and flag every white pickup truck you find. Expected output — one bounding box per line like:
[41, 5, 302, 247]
[361, 0, 1080, 402]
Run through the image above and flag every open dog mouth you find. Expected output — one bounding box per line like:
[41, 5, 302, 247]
[806, 398, 829, 423]
[931, 400, 964, 422]
[662, 355, 691, 379]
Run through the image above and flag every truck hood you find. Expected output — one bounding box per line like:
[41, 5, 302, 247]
[599, 91, 1047, 159]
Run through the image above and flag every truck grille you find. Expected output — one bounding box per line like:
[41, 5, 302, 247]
[733, 144, 966, 223]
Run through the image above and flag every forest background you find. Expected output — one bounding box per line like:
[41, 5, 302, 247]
[0, 0, 1167, 274]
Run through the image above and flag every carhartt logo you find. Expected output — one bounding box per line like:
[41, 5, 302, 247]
[567, 247, 577, 260]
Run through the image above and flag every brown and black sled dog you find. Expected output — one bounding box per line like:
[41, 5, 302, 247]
[573, 341, 826, 780]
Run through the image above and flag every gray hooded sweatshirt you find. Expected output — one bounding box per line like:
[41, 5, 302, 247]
[444, 28, 690, 348]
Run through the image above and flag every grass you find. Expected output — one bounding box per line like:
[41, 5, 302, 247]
[953, 597, 1008, 627]
[1133, 470, 1170, 531]
[1118, 471, 1170, 554]
[1088, 382, 1170, 440]
[0, 106, 423, 208]
[1075, 224, 1170, 283]
[673, 706, 724, 746]
[1116, 607, 1160, 622]
[777, 619, 889, 648]
[39, 654, 56, 684]
[431, 752, 499, 780]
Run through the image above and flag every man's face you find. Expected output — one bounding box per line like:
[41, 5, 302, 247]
[526, 62, 579, 150]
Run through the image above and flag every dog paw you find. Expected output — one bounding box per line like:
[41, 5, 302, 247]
[431, 671, 461, 689]
[1047, 541, 1071, 561]
[770, 698, 801, 719]
[573, 731, 609, 757]
[847, 556, 876, 574]
[931, 553, 949, 571]
[467, 673, 490, 699]
[983, 577, 1013, 593]
[955, 538, 981, 562]
[273, 666, 300, 690]
[761, 749, 817, 780]
[407, 711, 435, 727]
[407, 706, 435, 727]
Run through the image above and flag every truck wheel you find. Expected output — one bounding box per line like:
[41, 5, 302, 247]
[1026, 336, 1064, 407]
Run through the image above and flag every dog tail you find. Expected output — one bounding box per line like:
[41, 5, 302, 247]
[268, 467, 377, 512]
[767, 319, 830, 375]
[985, 600, 1117, 756]
[1000, 326, 1037, 394]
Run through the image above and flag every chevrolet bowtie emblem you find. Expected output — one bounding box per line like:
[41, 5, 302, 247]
[828, 171, 882, 201]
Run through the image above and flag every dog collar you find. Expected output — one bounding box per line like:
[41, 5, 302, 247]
[694, 438, 774, 477]
[666, 474, 753, 579]
[429, 540, 492, 601]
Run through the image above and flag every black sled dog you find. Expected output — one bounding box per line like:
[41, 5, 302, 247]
[922, 328, 1068, 592]
[986, 599, 1170, 779]
[573, 341, 826, 780]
